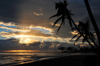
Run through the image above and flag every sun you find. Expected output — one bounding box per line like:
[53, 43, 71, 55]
[14, 35, 37, 45]
[19, 38, 33, 44]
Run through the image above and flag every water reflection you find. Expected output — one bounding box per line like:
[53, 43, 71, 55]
[0, 52, 34, 65]
[3, 50, 40, 53]
[0, 52, 96, 65]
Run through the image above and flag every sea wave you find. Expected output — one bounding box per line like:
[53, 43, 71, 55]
[0, 52, 95, 66]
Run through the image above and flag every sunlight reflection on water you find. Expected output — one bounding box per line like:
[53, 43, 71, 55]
[0, 52, 96, 66]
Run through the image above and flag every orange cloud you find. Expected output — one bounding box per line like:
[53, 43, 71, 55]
[50, 22, 60, 27]
[33, 12, 43, 16]
[70, 31, 78, 35]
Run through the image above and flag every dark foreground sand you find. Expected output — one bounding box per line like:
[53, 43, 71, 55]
[15, 55, 99, 66]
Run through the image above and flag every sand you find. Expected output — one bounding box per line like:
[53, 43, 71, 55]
[14, 55, 99, 66]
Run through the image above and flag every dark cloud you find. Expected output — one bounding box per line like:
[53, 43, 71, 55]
[0, 0, 99, 20]
[0, 0, 99, 27]
[0, 38, 72, 51]
[0, 38, 20, 50]
[29, 42, 41, 46]
[0, 38, 40, 50]
[0, 0, 21, 22]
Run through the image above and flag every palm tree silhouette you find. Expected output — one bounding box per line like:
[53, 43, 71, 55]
[71, 20, 95, 46]
[84, 0, 100, 55]
[50, 0, 99, 55]
[49, 0, 74, 33]
[71, 20, 99, 54]
[84, 0, 100, 46]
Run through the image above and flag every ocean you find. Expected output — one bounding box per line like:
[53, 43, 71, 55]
[0, 52, 95, 66]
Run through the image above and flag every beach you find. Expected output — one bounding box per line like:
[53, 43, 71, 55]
[15, 55, 99, 66]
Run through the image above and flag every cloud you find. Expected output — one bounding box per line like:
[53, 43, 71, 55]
[0, 38, 41, 50]
[0, 31, 16, 38]
[0, 21, 16, 26]
[50, 22, 60, 27]
[0, 26, 30, 32]
[70, 31, 78, 35]
[0, 38, 20, 50]
[0, 29, 52, 39]
[0, 21, 53, 39]
[16, 29, 51, 37]
[0, 38, 71, 51]
[33, 12, 43, 16]
[29, 42, 41, 46]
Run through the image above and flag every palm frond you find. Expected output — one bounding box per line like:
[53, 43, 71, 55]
[85, 20, 90, 30]
[68, 19, 72, 28]
[90, 32, 95, 40]
[50, 0, 74, 33]
[64, 0, 68, 7]
[74, 35, 81, 45]
[55, 2, 64, 10]
[49, 14, 58, 19]
[57, 16, 65, 33]
[52, 16, 62, 27]
[55, 3, 59, 10]
[82, 36, 87, 44]
[71, 35, 77, 40]
[78, 21, 84, 28]
[57, 21, 63, 33]
[68, 10, 74, 16]
[71, 33, 80, 40]
[57, 10, 62, 16]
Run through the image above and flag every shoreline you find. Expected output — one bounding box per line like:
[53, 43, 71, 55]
[14, 55, 99, 66]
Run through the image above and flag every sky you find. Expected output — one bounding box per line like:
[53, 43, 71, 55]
[0, 0, 100, 52]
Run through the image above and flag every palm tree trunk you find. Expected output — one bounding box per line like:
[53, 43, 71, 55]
[84, 0, 100, 47]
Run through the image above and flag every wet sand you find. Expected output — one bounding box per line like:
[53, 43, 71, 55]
[15, 55, 99, 66]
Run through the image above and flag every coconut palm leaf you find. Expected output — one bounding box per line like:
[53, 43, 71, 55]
[68, 19, 73, 28]
[49, 14, 59, 19]
[82, 36, 87, 44]
[57, 16, 65, 33]
[89, 32, 95, 40]
[68, 10, 74, 15]
[52, 16, 62, 27]
[78, 21, 84, 28]
[71, 33, 80, 40]
[55, 3, 60, 9]
[70, 13, 74, 15]
[55, 2, 64, 10]
[74, 35, 81, 45]
[57, 22, 63, 33]
[71, 35, 77, 40]
[75, 20, 95, 45]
